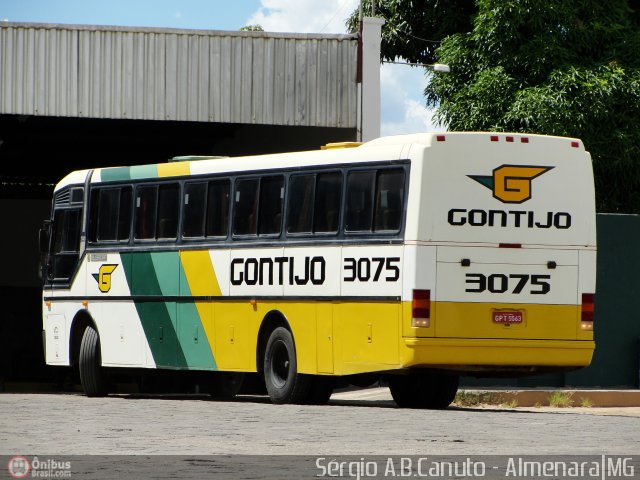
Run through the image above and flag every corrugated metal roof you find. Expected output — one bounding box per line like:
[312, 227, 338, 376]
[0, 22, 358, 128]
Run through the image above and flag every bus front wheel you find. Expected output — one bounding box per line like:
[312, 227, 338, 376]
[388, 371, 458, 409]
[263, 327, 310, 404]
[78, 325, 108, 397]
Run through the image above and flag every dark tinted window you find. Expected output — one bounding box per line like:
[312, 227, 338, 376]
[345, 171, 375, 232]
[233, 179, 259, 236]
[118, 188, 133, 241]
[183, 183, 207, 238]
[205, 180, 230, 237]
[157, 184, 180, 239]
[51, 208, 82, 280]
[287, 175, 314, 234]
[314, 172, 341, 233]
[96, 189, 119, 241]
[287, 172, 341, 236]
[373, 169, 404, 232]
[52, 209, 81, 254]
[135, 183, 179, 241]
[90, 187, 132, 242]
[258, 176, 284, 235]
[135, 186, 158, 240]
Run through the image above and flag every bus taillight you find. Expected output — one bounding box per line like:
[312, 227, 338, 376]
[412, 290, 430, 328]
[581, 293, 594, 331]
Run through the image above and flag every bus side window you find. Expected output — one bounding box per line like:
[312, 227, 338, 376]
[258, 176, 284, 235]
[90, 187, 132, 242]
[51, 208, 81, 279]
[345, 171, 375, 232]
[205, 179, 230, 238]
[183, 182, 207, 238]
[118, 188, 133, 241]
[287, 174, 314, 234]
[373, 169, 404, 232]
[157, 183, 180, 239]
[233, 178, 259, 236]
[314, 172, 342, 233]
[135, 186, 158, 240]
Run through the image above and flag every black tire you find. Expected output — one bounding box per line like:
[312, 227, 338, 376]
[78, 325, 108, 397]
[388, 371, 458, 409]
[263, 327, 311, 404]
[209, 372, 245, 399]
[303, 376, 334, 405]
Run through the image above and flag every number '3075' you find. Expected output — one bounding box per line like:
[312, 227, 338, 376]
[465, 273, 550, 294]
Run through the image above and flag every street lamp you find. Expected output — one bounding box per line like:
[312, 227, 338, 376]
[431, 63, 450, 73]
[382, 60, 451, 73]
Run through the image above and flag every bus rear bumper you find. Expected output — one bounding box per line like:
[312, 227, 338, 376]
[402, 338, 594, 373]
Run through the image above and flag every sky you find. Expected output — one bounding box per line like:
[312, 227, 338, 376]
[0, 0, 441, 135]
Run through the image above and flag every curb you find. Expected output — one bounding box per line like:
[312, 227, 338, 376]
[459, 389, 640, 407]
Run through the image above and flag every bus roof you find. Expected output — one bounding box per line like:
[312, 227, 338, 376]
[53, 132, 586, 191]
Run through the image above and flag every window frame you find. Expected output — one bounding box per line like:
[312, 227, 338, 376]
[342, 166, 407, 238]
[285, 170, 343, 239]
[181, 178, 231, 241]
[88, 186, 133, 244]
[133, 182, 181, 243]
[232, 174, 285, 240]
[82, 159, 408, 252]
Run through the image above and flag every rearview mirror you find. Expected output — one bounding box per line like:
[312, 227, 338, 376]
[39, 221, 51, 254]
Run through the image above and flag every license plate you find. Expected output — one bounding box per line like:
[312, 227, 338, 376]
[492, 311, 523, 324]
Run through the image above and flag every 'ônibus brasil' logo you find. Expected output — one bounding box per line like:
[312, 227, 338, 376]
[92, 264, 118, 293]
[468, 165, 553, 204]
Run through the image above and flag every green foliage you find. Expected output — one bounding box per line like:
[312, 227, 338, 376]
[351, 0, 640, 212]
[240, 25, 264, 32]
[548, 391, 574, 408]
[346, 0, 476, 64]
[580, 397, 594, 408]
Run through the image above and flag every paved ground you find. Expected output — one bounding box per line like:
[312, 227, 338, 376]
[2, 390, 639, 456]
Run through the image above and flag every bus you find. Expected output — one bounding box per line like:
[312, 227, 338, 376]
[40, 132, 596, 408]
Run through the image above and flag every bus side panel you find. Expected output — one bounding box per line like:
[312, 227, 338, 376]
[84, 253, 147, 368]
[334, 246, 403, 375]
[45, 255, 89, 366]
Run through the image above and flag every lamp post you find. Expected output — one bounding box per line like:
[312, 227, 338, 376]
[382, 61, 451, 73]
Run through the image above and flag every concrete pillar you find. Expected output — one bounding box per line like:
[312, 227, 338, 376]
[359, 16, 385, 142]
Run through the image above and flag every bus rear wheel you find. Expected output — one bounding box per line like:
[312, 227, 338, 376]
[263, 327, 311, 404]
[78, 325, 108, 397]
[388, 371, 458, 409]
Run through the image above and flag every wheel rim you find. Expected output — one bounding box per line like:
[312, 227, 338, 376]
[270, 340, 290, 388]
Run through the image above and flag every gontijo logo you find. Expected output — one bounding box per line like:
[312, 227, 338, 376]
[468, 165, 553, 204]
[92, 264, 118, 293]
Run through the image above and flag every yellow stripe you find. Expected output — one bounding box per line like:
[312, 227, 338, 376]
[180, 250, 221, 296]
[157, 161, 190, 178]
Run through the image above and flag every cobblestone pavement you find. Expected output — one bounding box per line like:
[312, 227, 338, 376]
[1, 391, 639, 455]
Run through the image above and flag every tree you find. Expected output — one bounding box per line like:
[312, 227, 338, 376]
[349, 1, 640, 212]
[240, 25, 264, 32]
[347, 0, 476, 64]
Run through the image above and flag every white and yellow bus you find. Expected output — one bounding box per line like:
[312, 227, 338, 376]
[40, 132, 596, 408]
